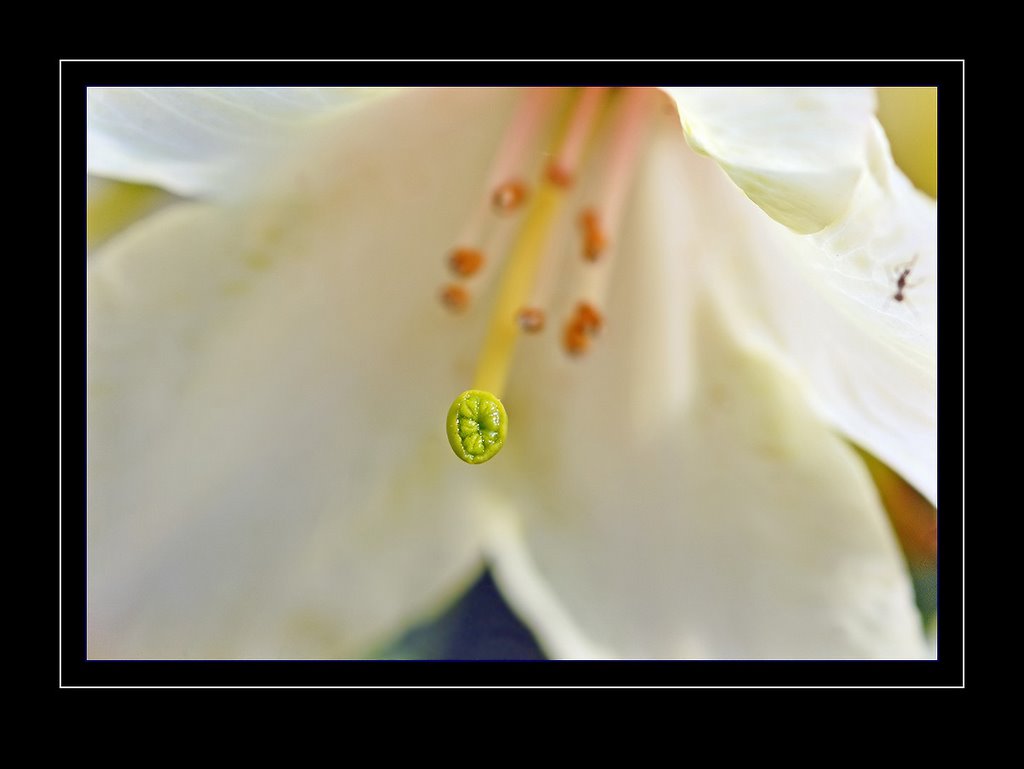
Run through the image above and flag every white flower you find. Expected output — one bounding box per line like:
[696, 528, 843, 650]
[86, 87, 936, 659]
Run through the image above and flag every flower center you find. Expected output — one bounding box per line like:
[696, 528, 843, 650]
[442, 87, 659, 463]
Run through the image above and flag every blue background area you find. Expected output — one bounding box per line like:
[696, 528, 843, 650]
[377, 570, 547, 660]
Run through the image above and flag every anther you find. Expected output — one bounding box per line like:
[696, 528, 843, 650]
[492, 180, 528, 212]
[574, 301, 604, 333]
[563, 302, 604, 356]
[515, 307, 546, 333]
[546, 162, 574, 188]
[449, 248, 485, 278]
[564, 319, 591, 356]
[440, 283, 471, 312]
[579, 208, 608, 262]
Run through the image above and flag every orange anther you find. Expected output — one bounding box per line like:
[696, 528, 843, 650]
[449, 248, 485, 277]
[516, 307, 546, 333]
[492, 180, 528, 212]
[563, 319, 591, 356]
[440, 284, 471, 312]
[563, 302, 603, 356]
[545, 161, 573, 188]
[573, 301, 603, 334]
[579, 208, 607, 262]
[584, 232, 607, 261]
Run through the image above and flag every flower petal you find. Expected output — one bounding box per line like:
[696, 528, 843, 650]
[663, 88, 877, 234]
[87, 87, 395, 199]
[663, 90, 936, 503]
[87, 88, 521, 658]
[486, 118, 928, 659]
[742, 121, 937, 504]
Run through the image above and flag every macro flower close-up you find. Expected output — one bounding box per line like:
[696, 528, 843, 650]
[85, 85, 938, 661]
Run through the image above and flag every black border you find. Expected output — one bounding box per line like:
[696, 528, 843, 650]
[61, 60, 964, 688]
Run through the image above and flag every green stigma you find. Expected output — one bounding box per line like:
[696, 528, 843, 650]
[447, 390, 508, 464]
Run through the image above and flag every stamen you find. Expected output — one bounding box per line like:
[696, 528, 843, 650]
[440, 283, 470, 312]
[492, 180, 528, 212]
[545, 87, 610, 188]
[564, 320, 591, 356]
[473, 87, 610, 396]
[514, 90, 615, 333]
[546, 163, 573, 188]
[515, 307, 546, 333]
[579, 207, 608, 262]
[440, 88, 564, 312]
[563, 301, 604, 356]
[449, 247, 485, 278]
[574, 301, 604, 333]
[486, 88, 561, 204]
[578, 88, 659, 316]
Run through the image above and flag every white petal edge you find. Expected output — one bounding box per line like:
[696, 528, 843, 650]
[738, 120, 937, 504]
[664, 88, 936, 503]
[87, 88, 525, 658]
[87, 87, 398, 200]
[662, 87, 877, 235]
